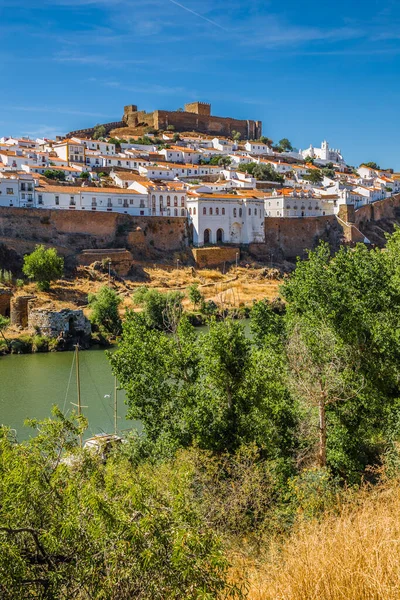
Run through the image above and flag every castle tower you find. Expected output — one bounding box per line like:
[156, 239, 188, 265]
[184, 102, 211, 116]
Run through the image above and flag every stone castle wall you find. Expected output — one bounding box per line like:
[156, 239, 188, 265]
[0, 207, 188, 261]
[249, 215, 344, 261]
[123, 106, 262, 139]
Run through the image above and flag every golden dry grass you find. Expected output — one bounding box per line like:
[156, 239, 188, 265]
[233, 482, 400, 600]
[8, 265, 281, 335]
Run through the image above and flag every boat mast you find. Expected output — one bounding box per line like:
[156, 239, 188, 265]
[114, 375, 117, 435]
[76, 343, 82, 448]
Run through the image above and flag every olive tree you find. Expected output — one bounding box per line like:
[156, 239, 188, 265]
[22, 245, 64, 291]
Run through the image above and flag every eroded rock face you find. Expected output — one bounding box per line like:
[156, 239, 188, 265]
[28, 308, 91, 339]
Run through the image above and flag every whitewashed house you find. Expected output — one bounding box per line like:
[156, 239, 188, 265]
[187, 194, 264, 246]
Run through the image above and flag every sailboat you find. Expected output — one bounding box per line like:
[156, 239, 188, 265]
[73, 343, 124, 460]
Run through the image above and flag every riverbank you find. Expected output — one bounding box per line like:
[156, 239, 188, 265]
[0, 263, 282, 354]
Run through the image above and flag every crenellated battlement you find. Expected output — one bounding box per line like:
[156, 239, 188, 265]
[122, 101, 261, 139]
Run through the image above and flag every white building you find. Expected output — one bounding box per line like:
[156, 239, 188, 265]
[35, 184, 149, 215]
[187, 194, 265, 246]
[53, 139, 85, 165]
[72, 138, 116, 155]
[244, 141, 272, 155]
[265, 190, 336, 218]
[300, 141, 345, 165]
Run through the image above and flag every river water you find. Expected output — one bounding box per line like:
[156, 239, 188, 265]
[0, 348, 138, 441]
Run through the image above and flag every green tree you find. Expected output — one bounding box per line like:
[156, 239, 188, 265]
[107, 137, 121, 150]
[209, 155, 228, 165]
[88, 286, 122, 336]
[166, 124, 175, 131]
[259, 136, 273, 147]
[132, 288, 184, 331]
[321, 167, 336, 179]
[218, 156, 232, 168]
[172, 133, 181, 143]
[277, 138, 293, 152]
[22, 245, 64, 291]
[43, 169, 66, 181]
[303, 168, 323, 184]
[110, 314, 297, 459]
[0, 409, 239, 599]
[281, 238, 400, 480]
[92, 124, 106, 140]
[188, 283, 203, 308]
[363, 161, 380, 170]
[304, 156, 315, 164]
[241, 162, 284, 183]
[231, 130, 241, 142]
[79, 171, 90, 180]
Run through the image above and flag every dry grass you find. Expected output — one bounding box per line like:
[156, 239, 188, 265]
[8, 265, 281, 335]
[233, 482, 400, 600]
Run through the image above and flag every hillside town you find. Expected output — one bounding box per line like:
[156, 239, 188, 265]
[0, 101, 398, 247]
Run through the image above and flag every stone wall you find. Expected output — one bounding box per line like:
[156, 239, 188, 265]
[77, 248, 134, 276]
[28, 308, 91, 339]
[0, 207, 188, 263]
[65, 121, 126, 139]
[10, 295, 36, 328]
[0, 288, 11, 317]
[123, 105, 262, 139]
[249, 215, 344, 261]
[191, 246, 239, 268]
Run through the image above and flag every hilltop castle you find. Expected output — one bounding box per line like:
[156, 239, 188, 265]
[123, 101, 262, 139]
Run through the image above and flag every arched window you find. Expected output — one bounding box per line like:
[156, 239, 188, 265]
[174, 208, 178, 216]
[152, 195, 156, 202]
[222, 207, 225, 215]
[255, 208, 257, 215]
[181, 196, 185, 206]
[216, 228, 224, 243]
[160, 195, 163, 202]
[204, 229, 211, 244]
[239, 208, 242, 217]
[233, 208, 237, 217]
[209, 207, 213, 215]
[174, 196, 178, 206]
[189, 207, 192, 215]
[248, 208, 251, 215]
[193, 207, 196, 215]
[216, 207, 219, 215]
[167, 195, 171, 206]
[167, 208, 171, 216]
[181, 208, 185, 216]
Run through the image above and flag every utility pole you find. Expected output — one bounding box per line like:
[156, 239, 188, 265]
[176, 258, 180, 271]
[108, 260, 112, 287]
[235, 252, 239, 269]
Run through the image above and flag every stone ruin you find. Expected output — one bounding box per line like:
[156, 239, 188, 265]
[10, 295, 36, 328]
[28, 308, 91, 340]
[0, 288, 12, 318]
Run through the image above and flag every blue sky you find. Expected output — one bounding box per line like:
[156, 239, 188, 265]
[1, 0, 400, 168]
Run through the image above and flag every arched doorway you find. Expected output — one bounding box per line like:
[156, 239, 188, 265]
[203, 228, 211, 245]
[216, 228, 224, 243]
[230, 222, 241, 244]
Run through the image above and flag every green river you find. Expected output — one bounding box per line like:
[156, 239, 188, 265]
[0, 348, 139, 441]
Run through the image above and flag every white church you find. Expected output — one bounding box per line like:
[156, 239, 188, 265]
[300, 141, 345, 165]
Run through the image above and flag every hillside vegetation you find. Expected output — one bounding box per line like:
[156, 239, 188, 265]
[3, 229, 400, 597]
